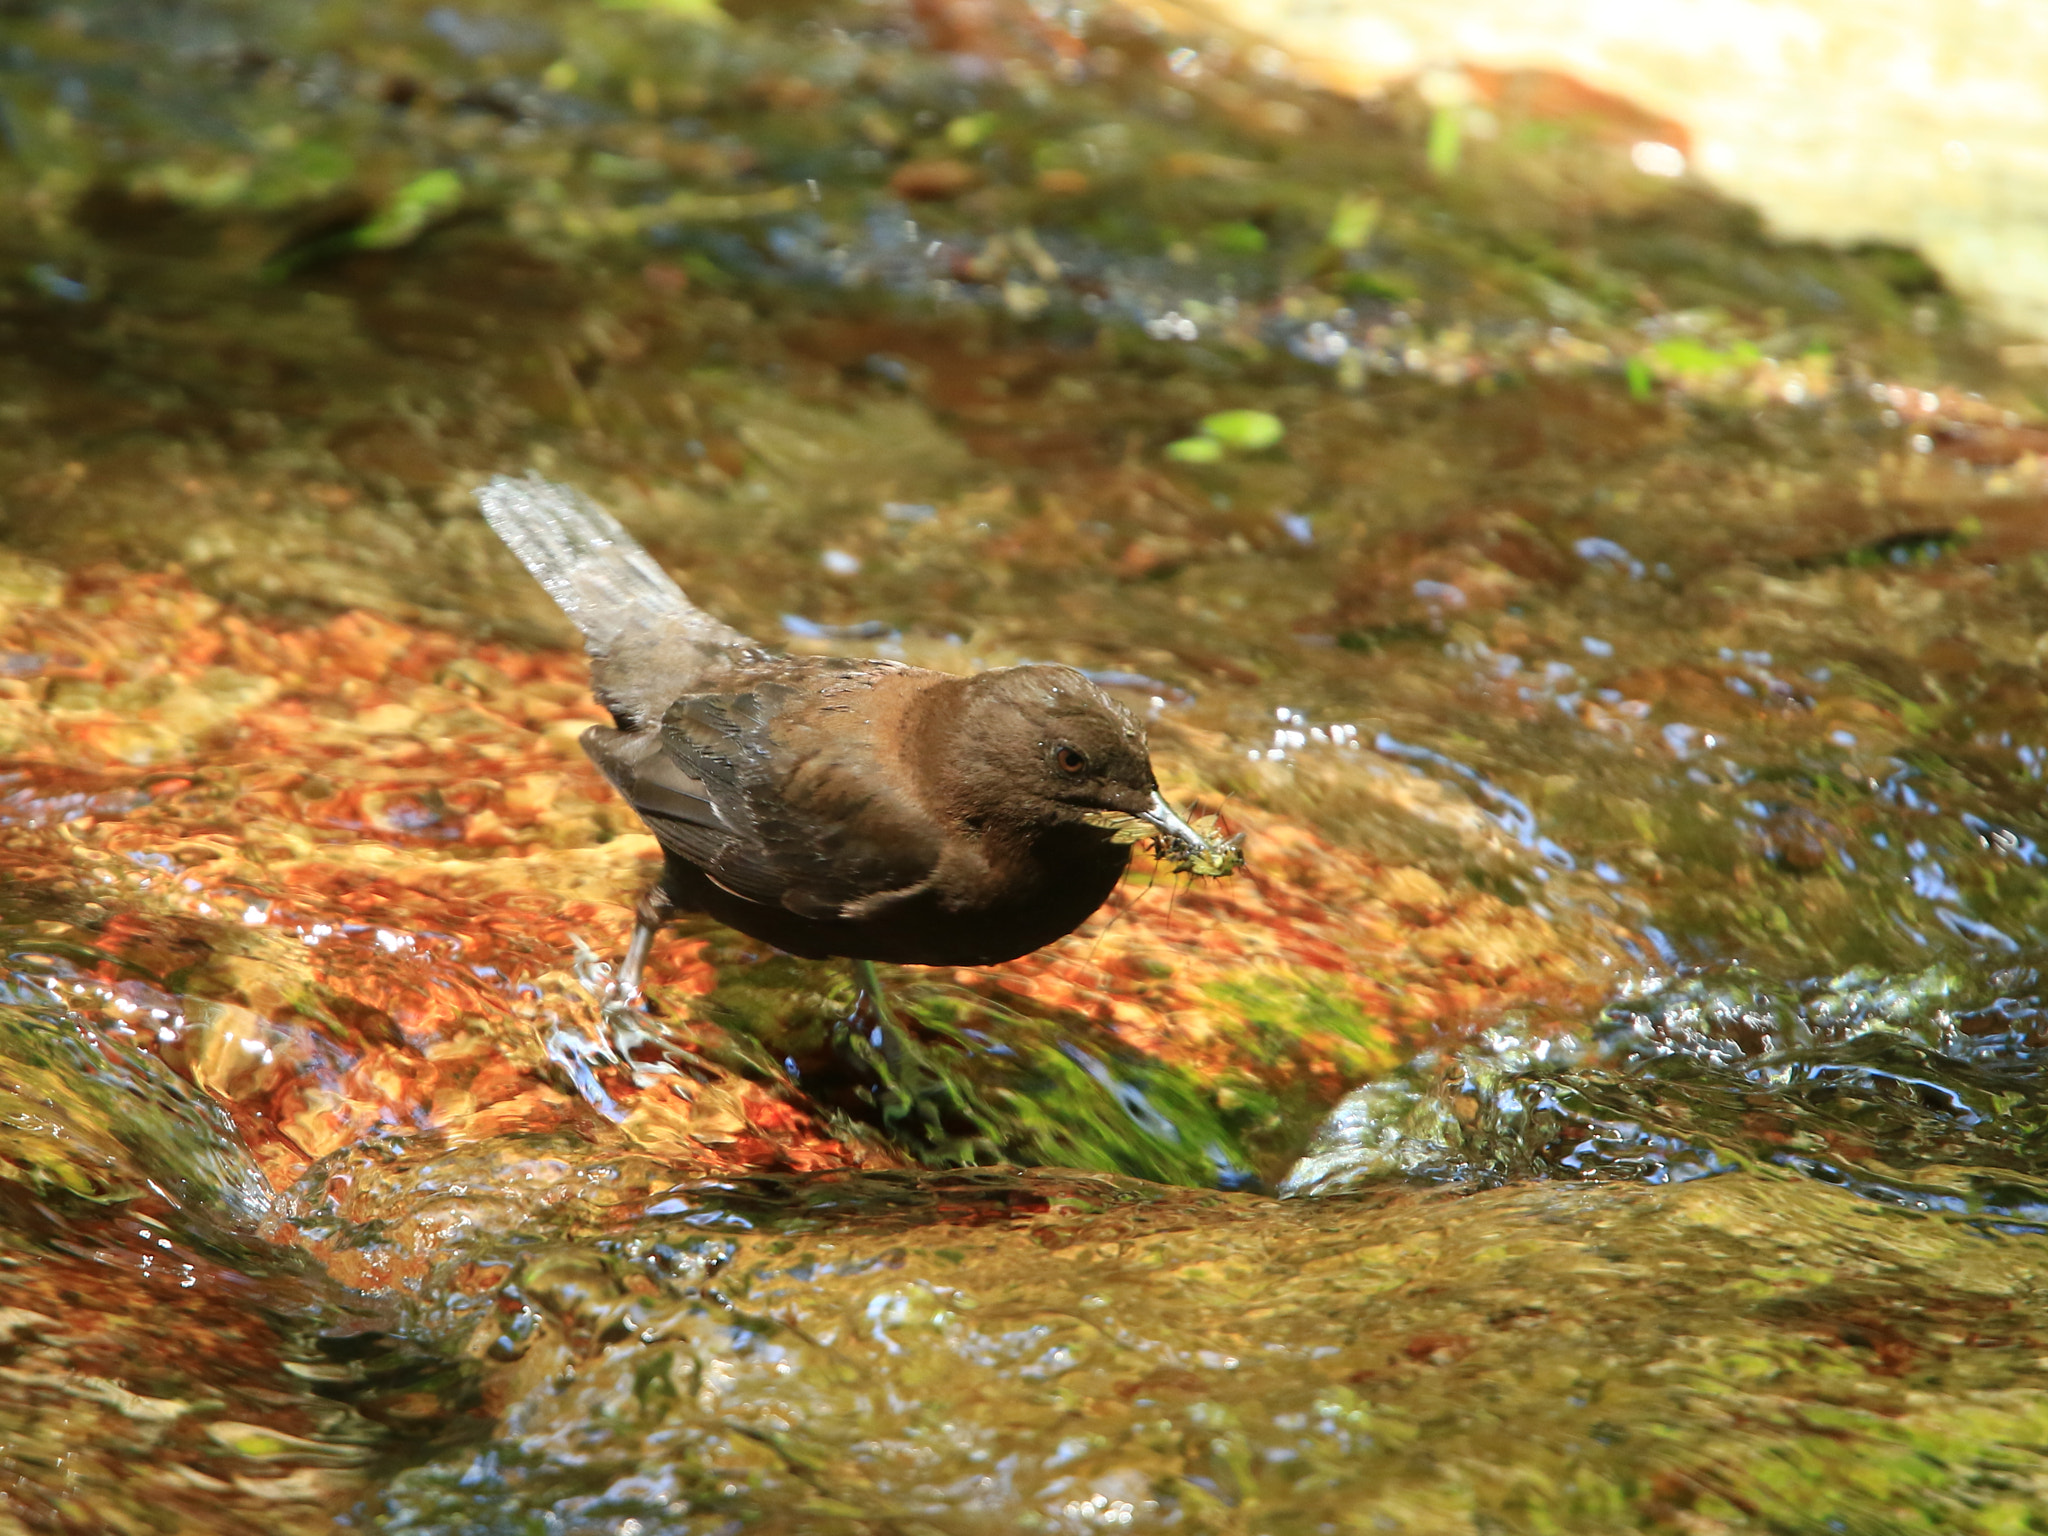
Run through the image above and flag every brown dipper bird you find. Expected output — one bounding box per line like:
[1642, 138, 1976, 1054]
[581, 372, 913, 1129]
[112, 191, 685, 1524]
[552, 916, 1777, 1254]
[476, 474, 1227, 995]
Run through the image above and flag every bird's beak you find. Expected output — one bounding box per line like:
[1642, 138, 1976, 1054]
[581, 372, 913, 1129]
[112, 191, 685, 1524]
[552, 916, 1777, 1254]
[1140, 791, 1206, 853]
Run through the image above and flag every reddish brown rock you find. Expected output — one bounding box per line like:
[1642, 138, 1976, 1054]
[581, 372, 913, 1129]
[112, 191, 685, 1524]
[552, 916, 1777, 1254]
[890, 157, 981, 200]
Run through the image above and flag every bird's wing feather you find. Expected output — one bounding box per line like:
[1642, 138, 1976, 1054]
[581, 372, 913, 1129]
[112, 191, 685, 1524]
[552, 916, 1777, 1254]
[659, 684, 941, 919]
[477, 473, 752, 727]
[582, 725, 727, 830]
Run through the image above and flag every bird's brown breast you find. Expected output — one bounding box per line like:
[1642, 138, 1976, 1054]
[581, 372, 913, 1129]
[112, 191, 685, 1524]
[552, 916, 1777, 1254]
[664, 828, 1131, 966]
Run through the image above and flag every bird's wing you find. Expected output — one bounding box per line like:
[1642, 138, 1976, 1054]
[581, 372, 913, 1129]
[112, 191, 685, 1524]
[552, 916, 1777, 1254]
[582, 724, 730, 845]
[476, 473, 752, 728]
[653, 683, 943, 920]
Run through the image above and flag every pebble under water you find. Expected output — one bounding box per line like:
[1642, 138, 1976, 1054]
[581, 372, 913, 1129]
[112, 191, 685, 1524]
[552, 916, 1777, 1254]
[3, 0, 2048, 1530]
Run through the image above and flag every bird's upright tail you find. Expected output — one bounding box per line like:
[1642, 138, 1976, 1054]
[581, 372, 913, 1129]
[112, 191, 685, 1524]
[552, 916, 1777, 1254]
[477, 473, 751, 728]
[476, 473, 748, 657]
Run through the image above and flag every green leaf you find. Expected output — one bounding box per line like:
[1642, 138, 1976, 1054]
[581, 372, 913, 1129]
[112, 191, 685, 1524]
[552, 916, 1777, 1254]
[1426, 105, 1462, 176]
[1205, 220, 1267, 256]
[1199, 409, 1285, 452]
[1651, 335, 1761, 378]
[353, 170, 462, 251]
[944, 112, 997, 150]
[603, 0, 727, 20]
[1326, 193, 1380, 252]
[1626, 354, 1654, 401]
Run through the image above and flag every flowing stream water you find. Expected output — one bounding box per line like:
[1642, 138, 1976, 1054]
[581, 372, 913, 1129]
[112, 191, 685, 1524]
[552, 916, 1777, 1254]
[2, 1, 2048, 1530]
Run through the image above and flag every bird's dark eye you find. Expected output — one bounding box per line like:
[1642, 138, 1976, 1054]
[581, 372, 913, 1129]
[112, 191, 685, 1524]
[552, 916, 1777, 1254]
[1055, 746, 1089, 774]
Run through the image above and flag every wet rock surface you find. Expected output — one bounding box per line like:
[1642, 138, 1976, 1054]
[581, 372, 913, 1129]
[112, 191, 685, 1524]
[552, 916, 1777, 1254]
[2, 0, 2048, 1529]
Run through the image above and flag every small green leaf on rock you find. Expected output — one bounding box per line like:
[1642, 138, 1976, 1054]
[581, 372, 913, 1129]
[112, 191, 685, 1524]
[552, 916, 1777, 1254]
[204, 1420, 337, 1458]
[1651, 335, 1761, 378]
[1206, 220, 1267, 256]
[945, 113, 998, 150]
[604, 0, 727, 20]
[1427, 105, 1462, 176]
[1165, 437, 1224, 464]
[1327, 193, 1380, 252]
[354, 170, 462, 251]
[1199, 409, 1285, 452]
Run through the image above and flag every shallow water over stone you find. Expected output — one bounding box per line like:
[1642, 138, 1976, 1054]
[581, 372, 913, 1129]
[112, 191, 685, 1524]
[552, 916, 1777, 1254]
[2, 0, 2047, 1529]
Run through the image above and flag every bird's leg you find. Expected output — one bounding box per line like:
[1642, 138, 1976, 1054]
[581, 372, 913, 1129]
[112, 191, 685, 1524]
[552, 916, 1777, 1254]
[851, 960, 916, 1123]
[588, 882, 689, 1083]
[846, 961, 962, 1148]
[613, 882, 676, 1003]
[852, 958, 900, 1033]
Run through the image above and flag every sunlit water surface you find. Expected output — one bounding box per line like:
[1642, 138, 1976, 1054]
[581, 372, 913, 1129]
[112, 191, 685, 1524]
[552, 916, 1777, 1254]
[2, 0, 2048, 1530]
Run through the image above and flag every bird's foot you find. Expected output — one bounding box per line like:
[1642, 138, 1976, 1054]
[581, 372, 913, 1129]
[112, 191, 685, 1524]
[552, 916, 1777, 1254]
[563, 935, 684, 1095]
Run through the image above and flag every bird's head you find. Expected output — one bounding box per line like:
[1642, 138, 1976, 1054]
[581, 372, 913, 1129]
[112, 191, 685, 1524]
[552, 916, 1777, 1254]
[936, 665, 1210, 854]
